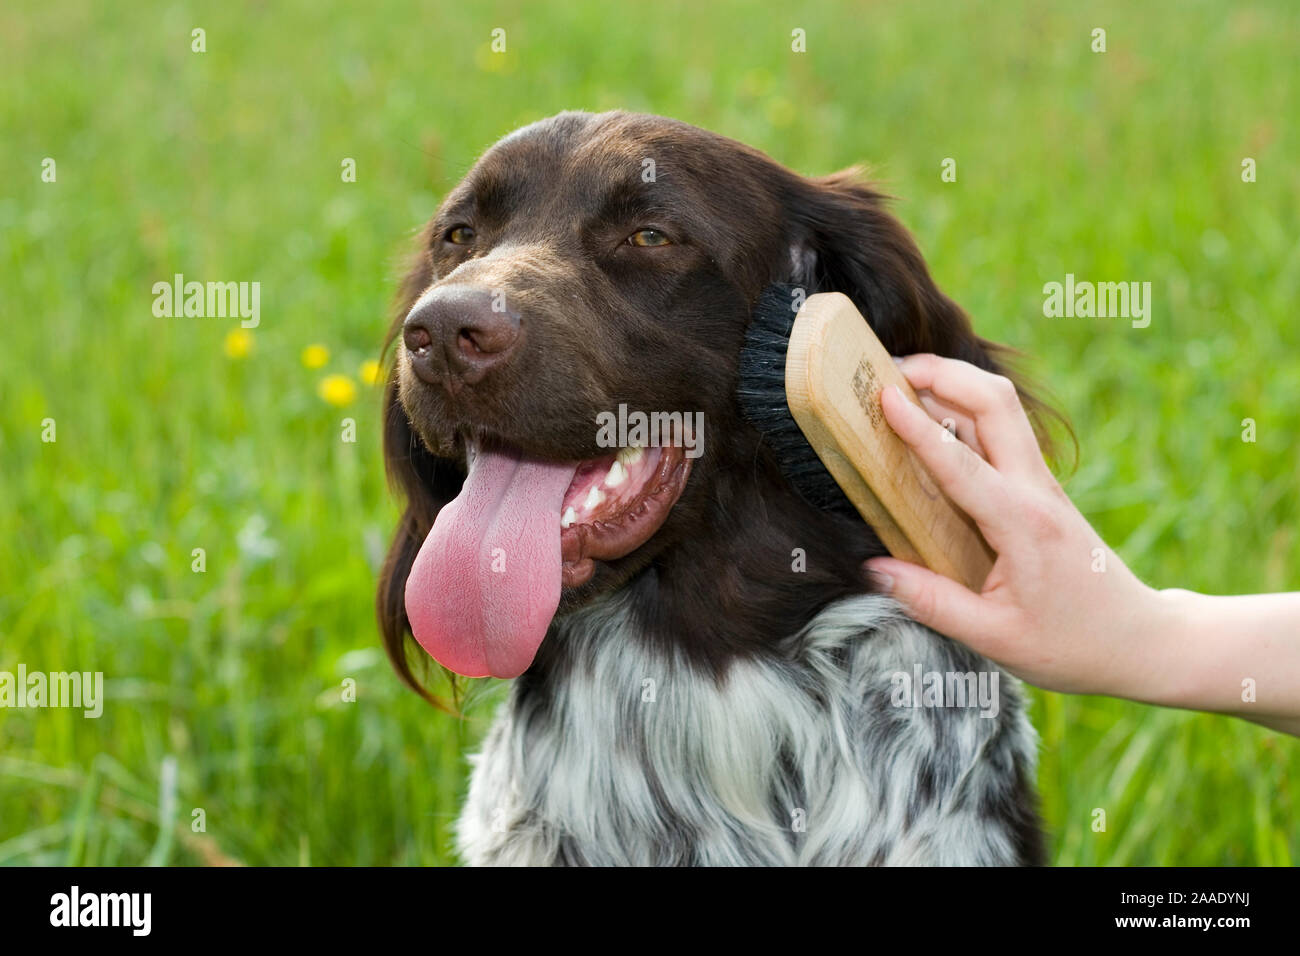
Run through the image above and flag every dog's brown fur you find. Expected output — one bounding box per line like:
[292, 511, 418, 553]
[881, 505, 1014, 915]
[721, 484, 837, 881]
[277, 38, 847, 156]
[379, 110, 1055, 701]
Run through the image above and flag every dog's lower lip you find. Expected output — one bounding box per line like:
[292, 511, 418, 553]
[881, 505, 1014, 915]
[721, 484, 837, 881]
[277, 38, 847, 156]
[559, 446, 692, 588]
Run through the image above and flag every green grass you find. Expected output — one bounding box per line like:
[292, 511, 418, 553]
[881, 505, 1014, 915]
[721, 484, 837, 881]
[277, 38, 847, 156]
[1, 0, 1296, 865]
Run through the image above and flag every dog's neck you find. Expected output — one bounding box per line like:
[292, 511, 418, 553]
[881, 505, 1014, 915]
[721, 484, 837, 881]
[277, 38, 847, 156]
[659, 468, 886, 670]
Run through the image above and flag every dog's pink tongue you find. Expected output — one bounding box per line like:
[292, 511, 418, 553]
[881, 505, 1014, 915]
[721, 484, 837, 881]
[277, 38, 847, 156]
[405, 445, 576, 679]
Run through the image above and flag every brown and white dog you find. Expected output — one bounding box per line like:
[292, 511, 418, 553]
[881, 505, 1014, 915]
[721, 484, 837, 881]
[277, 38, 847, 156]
[379, 111, 1046, 865]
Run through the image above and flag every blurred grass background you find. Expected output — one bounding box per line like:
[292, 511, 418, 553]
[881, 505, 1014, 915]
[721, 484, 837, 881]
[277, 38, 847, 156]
[1, 0, 1297, 865]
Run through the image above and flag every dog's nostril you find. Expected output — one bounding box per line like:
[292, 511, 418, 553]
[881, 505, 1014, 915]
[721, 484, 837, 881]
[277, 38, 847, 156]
[457, 329, 484, 357]
[459, 321, 517, 357]
[403, 287, 521, 386]
[404, 325, 433, 353]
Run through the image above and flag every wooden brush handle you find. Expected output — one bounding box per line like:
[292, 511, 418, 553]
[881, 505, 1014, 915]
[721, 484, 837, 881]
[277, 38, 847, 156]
[784, 292, 995, 592]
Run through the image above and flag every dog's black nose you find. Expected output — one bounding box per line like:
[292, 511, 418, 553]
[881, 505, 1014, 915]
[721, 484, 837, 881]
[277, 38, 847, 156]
[403, 286, 522, 386]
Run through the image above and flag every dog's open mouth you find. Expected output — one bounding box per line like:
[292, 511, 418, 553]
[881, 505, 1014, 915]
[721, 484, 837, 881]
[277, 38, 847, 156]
[559, 444, 690, 589]
[403, 436, 692, 679]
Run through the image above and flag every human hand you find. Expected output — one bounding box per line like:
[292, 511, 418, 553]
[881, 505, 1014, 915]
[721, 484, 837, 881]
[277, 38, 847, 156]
[865, 354, 1168, 698]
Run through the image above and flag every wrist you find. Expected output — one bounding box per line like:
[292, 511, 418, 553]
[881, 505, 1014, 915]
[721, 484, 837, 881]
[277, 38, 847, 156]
[1141, 587, 1213, 710]
[1110, 584, 1198, 707]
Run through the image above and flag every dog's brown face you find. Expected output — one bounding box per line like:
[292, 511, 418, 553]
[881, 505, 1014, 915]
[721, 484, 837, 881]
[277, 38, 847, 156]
[381, 111, 1034, 688]
[398, 112, 781, 465]
[396, 113, 775, 617]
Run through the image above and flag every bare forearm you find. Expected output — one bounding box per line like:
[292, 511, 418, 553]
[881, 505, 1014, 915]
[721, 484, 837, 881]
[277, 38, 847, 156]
[1146, 589, 1300, 734]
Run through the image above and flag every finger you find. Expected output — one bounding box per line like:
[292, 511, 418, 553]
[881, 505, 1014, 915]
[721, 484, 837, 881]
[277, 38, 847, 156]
[915, 390, 986, 460]
[895, 354, 1049, 479]
[879, 384, 1015, 537]
[865, 557, 1015, 653]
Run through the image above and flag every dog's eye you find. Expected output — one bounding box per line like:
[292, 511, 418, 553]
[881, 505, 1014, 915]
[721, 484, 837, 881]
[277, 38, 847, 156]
[626, 229, 672, 248]
[445, 225, 476, 245]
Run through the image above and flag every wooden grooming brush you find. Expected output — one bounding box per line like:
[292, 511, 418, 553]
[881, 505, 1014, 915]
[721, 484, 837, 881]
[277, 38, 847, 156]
[738, 285, 995, 591]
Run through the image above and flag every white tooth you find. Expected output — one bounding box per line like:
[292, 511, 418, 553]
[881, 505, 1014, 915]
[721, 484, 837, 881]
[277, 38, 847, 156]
[605, 461, 627, 487]
[560, 507, 576, 529]
[584, 486, 605, 510]
[617, 446, 644, 467]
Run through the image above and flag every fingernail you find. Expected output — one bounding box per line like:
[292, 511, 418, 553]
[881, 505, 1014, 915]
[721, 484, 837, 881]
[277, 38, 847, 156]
[892, 355, 905, 365]
[865, 562, 894, 592]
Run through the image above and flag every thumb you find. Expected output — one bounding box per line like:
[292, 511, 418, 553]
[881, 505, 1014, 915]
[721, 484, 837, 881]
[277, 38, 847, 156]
[864, 557, 1005, 653]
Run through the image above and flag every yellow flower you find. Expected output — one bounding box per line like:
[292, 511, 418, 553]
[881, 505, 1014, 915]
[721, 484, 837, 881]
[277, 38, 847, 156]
[301, 344, 330, 369]
[317, 374, 357, 407]
[359, 359, 383, 385]
[224, 329, 254, 359]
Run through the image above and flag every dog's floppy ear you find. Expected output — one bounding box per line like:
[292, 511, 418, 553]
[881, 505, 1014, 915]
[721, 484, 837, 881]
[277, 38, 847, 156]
[786, 168, 998, 366]
[784, 168, 1066, 461]
[376, 242, 464, 710]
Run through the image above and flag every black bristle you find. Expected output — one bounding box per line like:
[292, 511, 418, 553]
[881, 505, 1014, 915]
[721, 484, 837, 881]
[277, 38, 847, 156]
[738, 284, 861, 520]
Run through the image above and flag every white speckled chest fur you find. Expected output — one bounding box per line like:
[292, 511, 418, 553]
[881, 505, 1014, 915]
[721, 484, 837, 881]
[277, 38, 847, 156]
[457, 593, 1041, 866]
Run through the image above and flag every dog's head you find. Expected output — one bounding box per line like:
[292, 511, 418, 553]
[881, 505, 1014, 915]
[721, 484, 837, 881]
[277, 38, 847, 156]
[380, 110, 1046, 691]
